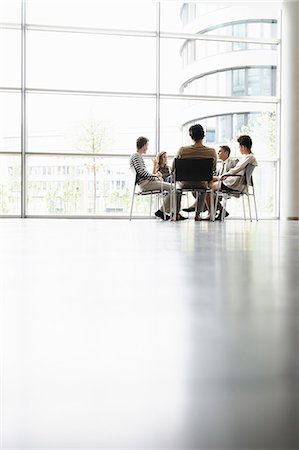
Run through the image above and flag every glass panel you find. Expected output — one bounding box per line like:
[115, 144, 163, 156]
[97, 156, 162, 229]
[0, 93, 21, 152]
[247, 21, 261, 38]
[206, 72, 217, 96]
[27, 31, 156, 92]
[161, 2, 280, 34]
[182, 67, 275, 97]
[27, 94, 156, 155]
[161, 1, 234, 32]
[223, 161, 277, 219]
[26, 155, 157, 216]
[218, 115, 232, 142]
[261, 67, 274, 96]
[26, 0, 156, 31]
[160, 98, 277, 158]
[26, 156, 277, 217]
[233, 23, 246, 51]
[232, 69, 245, 96]
[0, 154, 21, 215]
[247, 67, 262, 95]
[0, 29, 21, 87]
[161, 38, 276, 95]
[161, 1, 185, 32]
[0, 0, 21, 23]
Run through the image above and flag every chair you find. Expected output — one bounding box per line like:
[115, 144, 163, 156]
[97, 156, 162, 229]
[172, 158, 215, 221]
[215, 163, 258, 221]
[129, 167, 166, 220]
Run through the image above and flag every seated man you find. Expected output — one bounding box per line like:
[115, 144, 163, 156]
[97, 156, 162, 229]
[214, 145, 239, 219]
[206, 135, 258, 219]
[183, 144, 238, 218]
[172, 124, 217, 221]
[130, 136, 174, 220]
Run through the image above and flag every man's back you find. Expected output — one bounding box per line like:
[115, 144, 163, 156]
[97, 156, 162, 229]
[174, 144, 217, 173]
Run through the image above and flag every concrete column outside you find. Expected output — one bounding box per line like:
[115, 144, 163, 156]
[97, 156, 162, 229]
[280, 0, 299, 219]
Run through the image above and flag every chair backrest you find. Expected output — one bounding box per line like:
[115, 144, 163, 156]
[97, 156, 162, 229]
[129, 165, 138, 185]
[245, 163, 256, 187]
[174, 158, 213, 182]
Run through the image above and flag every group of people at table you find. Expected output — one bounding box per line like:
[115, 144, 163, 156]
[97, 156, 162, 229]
[129, 124, 258, 221]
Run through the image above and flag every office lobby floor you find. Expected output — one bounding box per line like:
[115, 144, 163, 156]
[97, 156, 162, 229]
[0, 218, 298, 449]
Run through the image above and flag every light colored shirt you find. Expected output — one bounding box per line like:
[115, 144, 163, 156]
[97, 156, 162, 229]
[222, 153, 258, 192]
[217, 157, 239, 176]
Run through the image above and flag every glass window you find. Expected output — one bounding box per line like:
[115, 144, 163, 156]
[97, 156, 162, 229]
[26, 0, 156, 31]
[205, 117, 216, 143]
[232, 69, 246, 96]
[188, 40, 196, 64]
[189, 3, 196, 22]
[233, 23, 246, 50]
[180, 4, 188, 27]
[161, 38, 187, 94]
[0, 1, 281, 218]
[195, 39, 205, 61]
[0, 0, 21, 23]
[0, 93, 21, 152]
[218, 70, 229, 96]
[26, 31, 156, 92]
[218, 115, 232, 142]
[0, 29, 21, 87]
[27, 94, 156, 155]
[162, 38, 265, 95]
[206, 72, 217, 96]
[205, 40, 219, 58]
[181, 108, 276, 156]
[0, 154, 21, 215]
[234, 113, 246, 136]
[247, 68, 261, 95]
[162, 1, 187, 32]
[26, 155, 155, 216]
[247, 22, 262, 39]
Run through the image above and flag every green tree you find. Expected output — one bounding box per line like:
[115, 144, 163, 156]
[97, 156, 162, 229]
[240, 111, 277, 159]
[0, 184, 8, 214]
[76, 117, 113, 213]
[46, 185, 61, 213]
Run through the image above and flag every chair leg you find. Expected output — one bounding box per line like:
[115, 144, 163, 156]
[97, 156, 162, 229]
[160, 188, 166, 220]
[247, 194, 252, 222]
[252, 190, 258, 221]
[242, 195, 246, 220]
[195, 192, 199, 217]
[215, 192, 220, 218]
[129, 189, 135, 220]
[149, 193, 153, 217]
[173, 185, 177, 221]
[169, 182, 173, 219]
[210, 191, 215, 221]
[221, 197, 226, 221]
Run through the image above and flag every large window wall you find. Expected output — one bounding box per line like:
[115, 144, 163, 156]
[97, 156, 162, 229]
[0, 0, 281, 218]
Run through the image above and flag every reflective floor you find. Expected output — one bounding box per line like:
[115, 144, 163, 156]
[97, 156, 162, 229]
[0, 219, 298, 449]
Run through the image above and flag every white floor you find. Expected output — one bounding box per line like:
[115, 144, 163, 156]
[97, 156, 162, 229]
[0, 218, 298, 449]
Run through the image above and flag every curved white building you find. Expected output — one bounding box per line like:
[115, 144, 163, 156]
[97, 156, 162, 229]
[179, 3, 278, 151]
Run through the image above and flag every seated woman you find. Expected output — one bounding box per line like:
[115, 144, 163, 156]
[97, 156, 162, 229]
[206, 135, 258, 219]
[152, 151, 172, 182]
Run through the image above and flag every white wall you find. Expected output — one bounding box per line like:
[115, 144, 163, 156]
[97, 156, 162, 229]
[281, 0, 299, 219]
